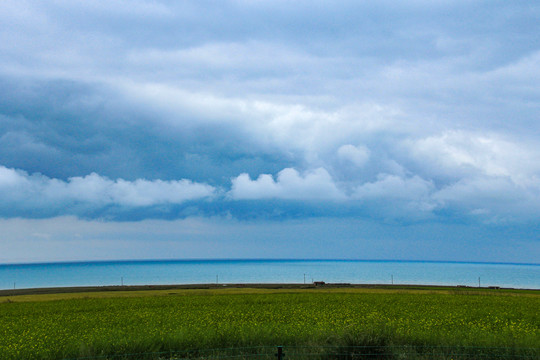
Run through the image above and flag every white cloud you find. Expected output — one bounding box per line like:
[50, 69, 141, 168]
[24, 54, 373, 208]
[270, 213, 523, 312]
[117, 80, 399, 163]
[337, 144, 370, 167]
[353, 174, 434, 200]
[62, 173, 215, 206]
[433, 175, 540, 222]
[229, 167, 346, 200]
[352, 174, 436, 212]
[0, 166, 28, 187]
[406, 131, 540, 186]
[0, 166, 215, 211]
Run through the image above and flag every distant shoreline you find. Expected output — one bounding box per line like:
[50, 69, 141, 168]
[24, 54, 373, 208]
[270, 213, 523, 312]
[1, 282, 539, 297]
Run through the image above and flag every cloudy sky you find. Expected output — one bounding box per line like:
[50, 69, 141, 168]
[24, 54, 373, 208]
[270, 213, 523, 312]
[1, 1, 539, 263]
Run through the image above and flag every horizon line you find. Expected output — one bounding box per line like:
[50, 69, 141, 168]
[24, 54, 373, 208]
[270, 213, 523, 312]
[1, 258, 539, 267]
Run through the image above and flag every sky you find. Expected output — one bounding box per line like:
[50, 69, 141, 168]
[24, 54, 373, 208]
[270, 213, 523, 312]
[1, 1, 539, 264]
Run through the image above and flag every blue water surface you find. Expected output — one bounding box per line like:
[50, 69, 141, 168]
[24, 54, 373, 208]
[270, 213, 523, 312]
[0, 259, 538, 290]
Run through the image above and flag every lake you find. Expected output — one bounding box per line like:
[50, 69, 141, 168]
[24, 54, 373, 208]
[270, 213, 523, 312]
[0, 259, 539, 290]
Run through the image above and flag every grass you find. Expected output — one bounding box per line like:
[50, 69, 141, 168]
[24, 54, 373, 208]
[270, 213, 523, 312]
[0, 286, 538, 359]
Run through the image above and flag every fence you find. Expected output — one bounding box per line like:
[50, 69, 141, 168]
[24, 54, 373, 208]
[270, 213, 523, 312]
[64, 345, 540, 360]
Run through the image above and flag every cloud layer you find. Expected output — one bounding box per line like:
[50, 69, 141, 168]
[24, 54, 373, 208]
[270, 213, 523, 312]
[0, 166, 215, 217]
[2, 151, 539, 224]
[1, 1, 539, 262]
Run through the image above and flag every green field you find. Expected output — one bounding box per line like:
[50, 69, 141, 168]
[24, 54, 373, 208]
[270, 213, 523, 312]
[0, 286, 539, 359]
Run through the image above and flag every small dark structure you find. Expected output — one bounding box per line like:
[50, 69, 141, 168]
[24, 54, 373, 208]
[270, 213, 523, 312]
[313, 281, 325, 286]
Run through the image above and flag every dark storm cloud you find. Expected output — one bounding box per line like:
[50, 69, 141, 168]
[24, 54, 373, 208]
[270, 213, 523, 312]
[0, 77, 294, 183]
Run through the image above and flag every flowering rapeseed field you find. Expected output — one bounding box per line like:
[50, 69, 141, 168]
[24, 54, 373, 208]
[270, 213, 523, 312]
[0, 288, 538, 359]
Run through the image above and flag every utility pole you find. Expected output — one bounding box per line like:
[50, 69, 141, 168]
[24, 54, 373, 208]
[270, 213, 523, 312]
[391, 275, 393, 285]
[304, 274, 306, 284]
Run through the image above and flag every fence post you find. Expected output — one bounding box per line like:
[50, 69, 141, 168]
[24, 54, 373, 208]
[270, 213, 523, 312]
[276, 346, 284, 360]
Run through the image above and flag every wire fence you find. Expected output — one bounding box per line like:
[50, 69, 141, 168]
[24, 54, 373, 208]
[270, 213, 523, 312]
[64, 345, 540, 360]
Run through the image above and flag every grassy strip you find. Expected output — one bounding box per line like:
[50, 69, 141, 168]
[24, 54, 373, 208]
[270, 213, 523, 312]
[0, 287, 538, 359]
[2, 283, 538, 302]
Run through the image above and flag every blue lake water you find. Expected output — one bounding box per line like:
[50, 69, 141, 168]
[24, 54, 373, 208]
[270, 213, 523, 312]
[0, 259, 538, 290]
